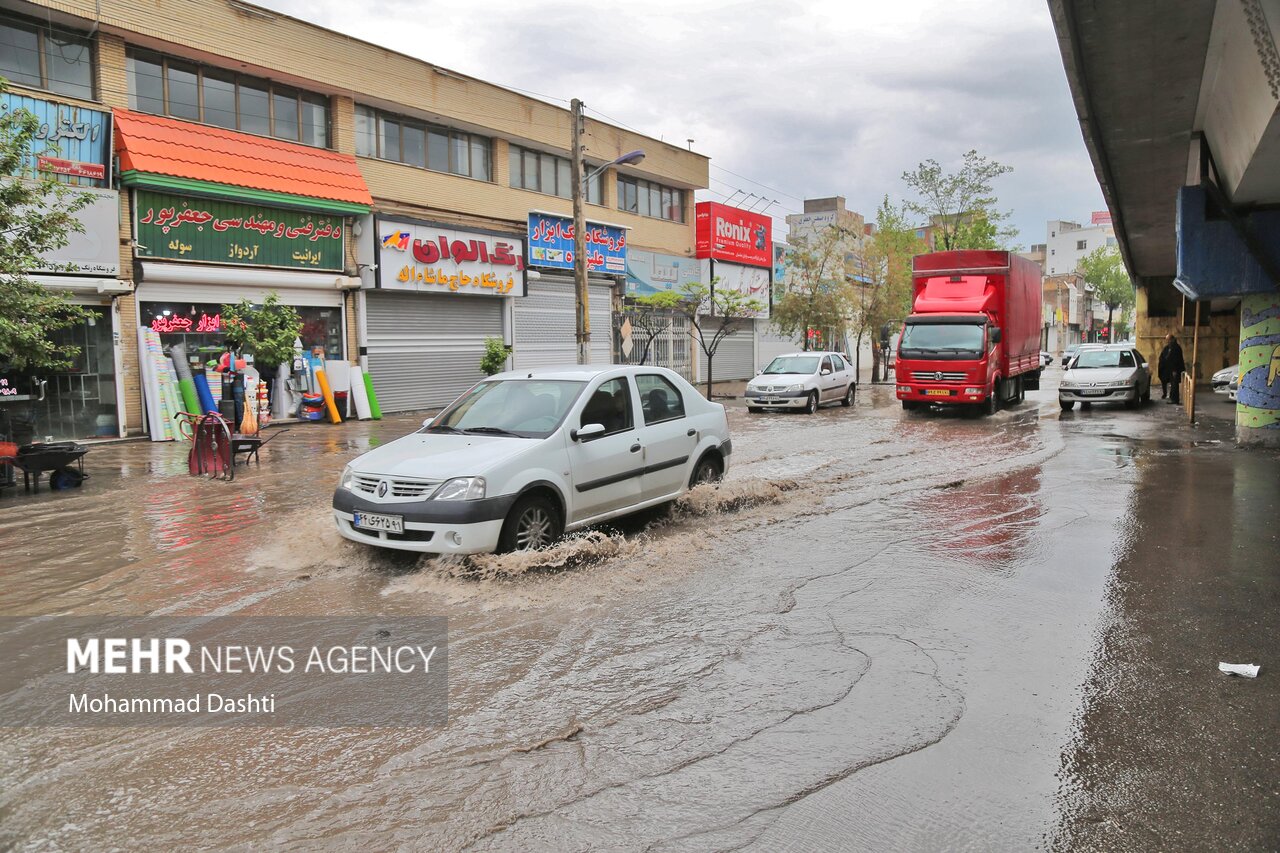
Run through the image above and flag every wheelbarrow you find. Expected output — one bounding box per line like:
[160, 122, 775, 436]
[0, 441, 90, 492]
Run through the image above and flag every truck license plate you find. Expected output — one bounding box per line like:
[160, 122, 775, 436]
[353, 511, 404, 533]
[925, 389, 950, 396]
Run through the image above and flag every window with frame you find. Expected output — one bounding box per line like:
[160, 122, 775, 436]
[636, 374, 685, 424]
[0, 13, 94, 100]
[356, 105, 490, 180]
[1076, 239, 1087, 250]
[126, 49, 329, 146]
[617, 175, 684, 222]
[580, 378, 634, 435]
[508, 144, 600, 201]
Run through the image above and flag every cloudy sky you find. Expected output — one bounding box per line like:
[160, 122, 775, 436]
[259, 0, 1105, 247]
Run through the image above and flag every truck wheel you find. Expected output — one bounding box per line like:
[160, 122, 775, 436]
[841, 385, 854, 407]
[985, 386, 999, 416]
[902, 400, 919, 412]
[1060, 399, 1074, 411]
[804, 391, 819, 414]
[497, 493, 562, 553]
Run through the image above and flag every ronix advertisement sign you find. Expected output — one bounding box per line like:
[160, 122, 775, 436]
[695, 202, 772, 268]
[378, 218, 525, 296]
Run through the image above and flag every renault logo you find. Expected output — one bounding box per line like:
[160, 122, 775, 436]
[376, 480, 389, 498]
[934, 372, 943, 381]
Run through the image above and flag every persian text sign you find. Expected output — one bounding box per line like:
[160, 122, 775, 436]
[1, 93, 110, 186]
[527, 212, 627, 274]
[377, 218, 524, 296]
[135, 191, 344, 271]
[695, 202, 772, 268]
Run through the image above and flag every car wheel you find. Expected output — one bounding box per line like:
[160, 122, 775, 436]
[747, 406, 762, 413]
[1124, 396, 1137, 409]
[1141, 386, 1151, 403]
[804, 391, 819, 414]
[497, 493, 562, 553]
[841, 384, 854, 407]
[689, 454, 723, 488]
[1060, 399, 1074, 411]
[1081, 401, 1092, 410]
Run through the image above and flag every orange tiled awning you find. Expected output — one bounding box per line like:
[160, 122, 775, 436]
[114, 109, 371, 214]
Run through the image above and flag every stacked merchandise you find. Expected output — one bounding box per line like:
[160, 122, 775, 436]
[137, 327, 182, 441]
[169, 343, 202, 415]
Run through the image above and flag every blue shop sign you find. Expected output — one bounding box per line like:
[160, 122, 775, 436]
[0, 93, 111, 185]
[625, 249, 702, 296]
[527, 211, 627, 274]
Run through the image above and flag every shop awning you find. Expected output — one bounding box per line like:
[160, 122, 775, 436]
[114, 109, 372, 216]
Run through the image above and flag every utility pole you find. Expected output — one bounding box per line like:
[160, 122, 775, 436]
[571, 98, 590, 364]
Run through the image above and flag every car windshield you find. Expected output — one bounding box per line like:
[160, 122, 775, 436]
[1073, 350, 1133, 369]
[763, 356, 820, 375]
[425, 379, 586, 438]
[900, 322, 985, 354]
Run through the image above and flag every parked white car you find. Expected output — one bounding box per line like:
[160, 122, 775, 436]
[744, 351, 856, 414]
[1059, 343, 1151, 410]
[1212, 364, 1239, 392]
[333, 365, 731, 554]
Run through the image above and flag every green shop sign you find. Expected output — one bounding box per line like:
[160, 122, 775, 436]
[135, 191, 345, 271]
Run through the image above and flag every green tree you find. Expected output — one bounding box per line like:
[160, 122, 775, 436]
[479, 336, 511, 375]
[646, 280, 764, 397]
[770, 226, 855, 351]
[221, 292, 303, 368]
[0, 79, 94, 371]
[1078, 245, 1133, 341]
[626, 294, 677, 365]
[854, 197, 926, 380]
[901, 149, 1018, 250]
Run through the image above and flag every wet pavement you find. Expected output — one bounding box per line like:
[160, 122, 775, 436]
[2, 372, 1277, 851]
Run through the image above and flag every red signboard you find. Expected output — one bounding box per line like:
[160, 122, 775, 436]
[695, 202, 772, 268]
[37, 155, 106, 180]
[1090, 210, 1112, 225]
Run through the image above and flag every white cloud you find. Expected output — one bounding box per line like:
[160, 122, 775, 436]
[258, 0, 1105, 246]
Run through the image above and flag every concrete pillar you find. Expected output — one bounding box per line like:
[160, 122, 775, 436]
[1236, 292, 1280, 447]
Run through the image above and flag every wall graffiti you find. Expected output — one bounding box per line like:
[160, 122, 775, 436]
[1237, 293, 1280, 432]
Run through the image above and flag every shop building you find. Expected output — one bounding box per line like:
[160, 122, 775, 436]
[7, 0, 708, 426]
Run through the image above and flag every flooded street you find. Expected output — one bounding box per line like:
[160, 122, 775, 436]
[3, 375, 1277, 851]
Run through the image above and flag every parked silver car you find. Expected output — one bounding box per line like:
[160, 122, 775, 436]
[745, 352, 856, 414]
[1060, 343, 1151, 410]
[1212, 364, 1239, 392]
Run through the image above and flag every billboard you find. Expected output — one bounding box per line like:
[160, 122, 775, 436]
[0, 93, 111, 186]
[37, 187, 120, 276]
[702, 259, 770, 319]
[625, 249, 702, 296]
[377, 217, 524, 296]
[695, 202, 772, 268]
[527, 211, 627, 275]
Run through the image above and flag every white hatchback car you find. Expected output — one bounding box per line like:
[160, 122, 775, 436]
[744, 351, 856, 414]
[333, 365, 731, 554]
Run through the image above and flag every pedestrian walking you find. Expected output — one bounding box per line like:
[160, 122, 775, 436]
[1158, 333, 1186, 403]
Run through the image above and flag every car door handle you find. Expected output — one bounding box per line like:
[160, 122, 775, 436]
[687, 429, 697, 437]
[630, 443, 642, 453]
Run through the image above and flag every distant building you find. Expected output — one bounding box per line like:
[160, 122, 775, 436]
[1020, 243, 1047, 274]
[785, 197, 868, 276]
[1045, 217, 1117, 276]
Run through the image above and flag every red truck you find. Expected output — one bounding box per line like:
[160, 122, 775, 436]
[895, 250, 1042, 415]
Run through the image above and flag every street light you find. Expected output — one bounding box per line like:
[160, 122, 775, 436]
[571, 97, 645, 364]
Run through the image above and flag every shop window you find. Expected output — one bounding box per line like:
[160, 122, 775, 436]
[140, 302, 343, 365]
[0, 13, 94, 100]
[617, 176, 684, 222]
[355, 104, 491, 180]
[126, 48, 330, 148]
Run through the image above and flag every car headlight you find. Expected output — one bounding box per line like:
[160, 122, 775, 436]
[1060, 382, 1077, 389]
[785, 384, 802, 392]
[431, 476, 486, 501]
[339, 464, 355, 491]
[1108, 381, 1132, 388]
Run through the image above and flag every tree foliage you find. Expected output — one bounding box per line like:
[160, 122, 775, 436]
[221, 292, 303, 369]
[1078, 244, 1133, 340]
[626, 294, 677, 365]
[479, 336, 511, 375]
[0, 79, 94, 371]
[854, 197, 926, 378]
[650, 280, 764, 397]
[770, 226, 855, 351]
[901, 149, 1018, 251]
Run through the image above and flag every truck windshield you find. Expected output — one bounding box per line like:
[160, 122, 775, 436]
[899, 323, 985, 355]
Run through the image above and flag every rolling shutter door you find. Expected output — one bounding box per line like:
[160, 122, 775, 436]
[698, 320, 756, 381]
[512, 273, 613, 369]
[365, 292, 504, 412]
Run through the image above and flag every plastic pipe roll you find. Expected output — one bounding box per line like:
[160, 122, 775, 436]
[315, 368, 342, 424]
[363, 369, 383, 420]
[192, 372, 219, 414]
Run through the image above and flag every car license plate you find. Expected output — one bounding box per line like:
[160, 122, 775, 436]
[353, 511, 404, 533]
[1080, 389, 1104, 396]
[924, 389, 950, 396]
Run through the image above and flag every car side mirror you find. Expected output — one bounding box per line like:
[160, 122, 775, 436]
[821, 368, 832, 376]
[421, 417, 434, 428]
[571, 423, 606, 442]
[1141, 362, 1149, 369]
[989, 328, 1002, 344]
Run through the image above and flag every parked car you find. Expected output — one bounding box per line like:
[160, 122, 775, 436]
[1040, 351, 1053, 368]
[745, 351, 856, 414]
[1228, 373, 1239, 401]
[1060, 344, 1081, 367]
[1059, 343, 1151, 410]
[333, 365, 731, 555]
[1212, 364, 1239, 392]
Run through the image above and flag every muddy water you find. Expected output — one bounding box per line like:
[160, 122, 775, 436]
[0, 380, 1216, 850]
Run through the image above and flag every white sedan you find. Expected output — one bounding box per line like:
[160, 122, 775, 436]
[744, 351, 856, 414]
[1059, 343, 1152, 410]
[333, 365, 731, 554]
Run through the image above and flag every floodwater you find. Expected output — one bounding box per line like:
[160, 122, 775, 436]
[2, 375, 1277, 851]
